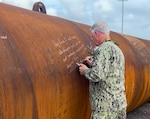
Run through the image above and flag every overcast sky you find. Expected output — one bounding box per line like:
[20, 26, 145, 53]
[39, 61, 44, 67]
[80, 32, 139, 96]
[1, 0, 150, 40]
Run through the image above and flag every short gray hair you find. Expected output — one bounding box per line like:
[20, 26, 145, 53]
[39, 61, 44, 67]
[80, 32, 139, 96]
[90, 21, 110, 34]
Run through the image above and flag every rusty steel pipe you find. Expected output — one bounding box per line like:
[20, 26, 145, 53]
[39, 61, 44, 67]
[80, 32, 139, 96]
[0, 3, 150, 119]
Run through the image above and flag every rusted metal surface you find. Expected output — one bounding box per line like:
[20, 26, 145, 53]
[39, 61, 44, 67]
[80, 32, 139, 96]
[0, 3, 150, 119]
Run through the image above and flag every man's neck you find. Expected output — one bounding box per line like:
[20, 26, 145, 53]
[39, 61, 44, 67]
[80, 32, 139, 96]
[101, 34, 110, 42]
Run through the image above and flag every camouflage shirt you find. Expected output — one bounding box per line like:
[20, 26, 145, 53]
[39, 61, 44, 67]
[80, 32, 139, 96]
[84, 41, 127, 112]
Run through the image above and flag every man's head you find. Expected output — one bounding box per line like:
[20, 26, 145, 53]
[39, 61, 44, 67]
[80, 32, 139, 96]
[90, 21, 110, 46]
[90, 21, 110, 34]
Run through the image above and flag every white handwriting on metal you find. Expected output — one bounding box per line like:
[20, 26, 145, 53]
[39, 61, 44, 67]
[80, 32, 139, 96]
[52, 35, 86, 73]
[0, 35, 7, 40]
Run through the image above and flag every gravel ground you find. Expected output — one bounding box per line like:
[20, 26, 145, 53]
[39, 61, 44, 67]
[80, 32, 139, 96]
[127, 102, 150, 119]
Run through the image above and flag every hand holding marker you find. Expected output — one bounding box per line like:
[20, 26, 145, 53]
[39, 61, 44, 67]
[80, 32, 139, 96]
[76, 56, 93, 67]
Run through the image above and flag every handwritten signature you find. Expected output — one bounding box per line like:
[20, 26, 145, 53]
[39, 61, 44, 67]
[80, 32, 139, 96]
[0, 35, 7, 40]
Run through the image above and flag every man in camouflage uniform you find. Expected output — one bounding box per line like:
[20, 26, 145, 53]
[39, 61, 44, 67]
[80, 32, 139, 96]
[79, 21, 127, 119]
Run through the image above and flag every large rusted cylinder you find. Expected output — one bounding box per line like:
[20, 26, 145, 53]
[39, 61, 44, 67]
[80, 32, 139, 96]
[0, 3, 150, 119]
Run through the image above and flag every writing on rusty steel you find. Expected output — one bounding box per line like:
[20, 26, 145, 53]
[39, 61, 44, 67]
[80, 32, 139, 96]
[52, 35, 86, 73]
[0, 35, 7, 40]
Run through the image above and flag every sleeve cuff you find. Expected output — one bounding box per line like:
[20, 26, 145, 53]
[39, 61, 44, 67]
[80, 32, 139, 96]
[84, 68, 90, 78]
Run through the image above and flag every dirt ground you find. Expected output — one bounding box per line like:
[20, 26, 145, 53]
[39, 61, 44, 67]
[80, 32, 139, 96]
[127, 102, 150, 119]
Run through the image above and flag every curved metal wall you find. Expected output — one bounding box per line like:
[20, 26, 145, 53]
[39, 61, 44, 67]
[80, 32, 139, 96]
[0, 3, 150, 119]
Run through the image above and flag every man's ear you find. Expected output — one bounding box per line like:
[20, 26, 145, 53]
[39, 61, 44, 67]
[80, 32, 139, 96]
[94, 31, 98, 36]
[95, 31, 101, 37]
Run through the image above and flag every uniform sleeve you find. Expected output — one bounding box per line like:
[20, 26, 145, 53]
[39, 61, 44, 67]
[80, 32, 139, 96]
[84, 45, 111, 82]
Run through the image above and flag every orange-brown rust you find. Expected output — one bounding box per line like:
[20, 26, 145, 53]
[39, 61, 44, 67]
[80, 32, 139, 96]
[0, 3, 150, 119]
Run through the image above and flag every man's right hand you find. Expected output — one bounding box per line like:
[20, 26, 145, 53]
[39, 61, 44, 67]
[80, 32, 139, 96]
[79, 64, 88, 75]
